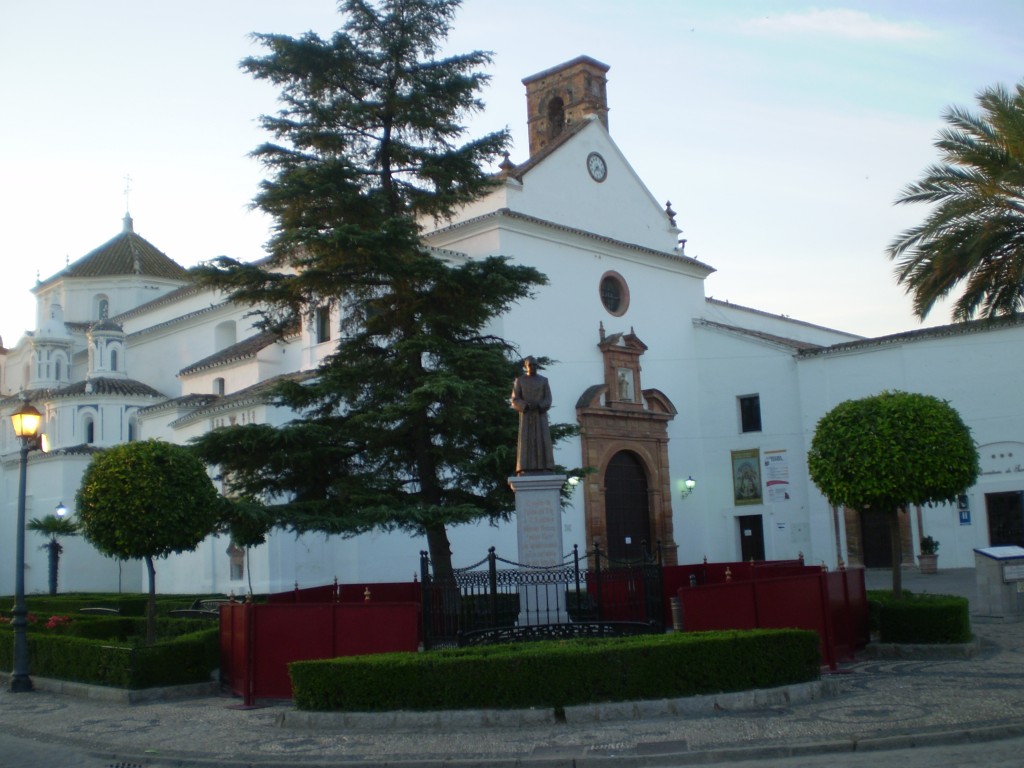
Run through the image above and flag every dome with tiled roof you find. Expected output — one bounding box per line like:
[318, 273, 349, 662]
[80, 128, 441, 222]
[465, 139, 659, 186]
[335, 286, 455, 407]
[36, 213, 189, 289]
[50, 376, 165, 399]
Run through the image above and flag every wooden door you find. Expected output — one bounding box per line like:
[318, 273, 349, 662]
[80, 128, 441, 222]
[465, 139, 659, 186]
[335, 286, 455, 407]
[604, 451, 651, 562]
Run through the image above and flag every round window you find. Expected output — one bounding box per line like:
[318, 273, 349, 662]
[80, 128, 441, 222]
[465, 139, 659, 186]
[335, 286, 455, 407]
[599, 272, 629, 316]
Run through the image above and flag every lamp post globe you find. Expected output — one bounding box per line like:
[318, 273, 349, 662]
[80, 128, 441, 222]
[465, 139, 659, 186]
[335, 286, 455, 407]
[10, 400, 41, 693]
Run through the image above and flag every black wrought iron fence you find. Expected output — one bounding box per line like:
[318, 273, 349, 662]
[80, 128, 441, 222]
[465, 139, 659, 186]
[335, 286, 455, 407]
[420, 542, 664, 649]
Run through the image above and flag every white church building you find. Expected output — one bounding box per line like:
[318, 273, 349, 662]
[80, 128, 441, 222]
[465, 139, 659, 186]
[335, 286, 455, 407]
[3, 56, 1023, 597]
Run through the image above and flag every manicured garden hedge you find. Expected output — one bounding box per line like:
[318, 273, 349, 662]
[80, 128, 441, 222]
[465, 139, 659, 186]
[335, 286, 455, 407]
[0, 624, 219, 689]
[7, 593, 230, 617]
[867, 591, 971, 644]
[290, 628, 820, 712]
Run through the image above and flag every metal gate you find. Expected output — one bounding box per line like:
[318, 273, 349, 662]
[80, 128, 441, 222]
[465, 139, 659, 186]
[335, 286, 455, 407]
[421, 542, 664, 649]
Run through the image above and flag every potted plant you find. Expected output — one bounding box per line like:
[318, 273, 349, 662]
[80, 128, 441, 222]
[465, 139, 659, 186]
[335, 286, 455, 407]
[918, 535, 940, 574]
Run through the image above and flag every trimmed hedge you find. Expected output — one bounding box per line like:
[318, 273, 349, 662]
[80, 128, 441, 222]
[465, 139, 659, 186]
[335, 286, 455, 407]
[2, 593, 229, 618]
[290, 628, 820, 712]
[868, 591, 971, 644]
[5, 594, 148, 617]
[58, 616, 214, 642]
[0, 627, 219, 689]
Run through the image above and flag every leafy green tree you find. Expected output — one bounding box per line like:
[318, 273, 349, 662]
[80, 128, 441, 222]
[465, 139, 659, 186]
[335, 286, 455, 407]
[76, 440, 225, 643]
[191, 0, 549, 579]
[888, 80, 1024, 321]
[26, 514, 79, 595]
[221, 498, 276, 596]
[808, 391, 978, 597]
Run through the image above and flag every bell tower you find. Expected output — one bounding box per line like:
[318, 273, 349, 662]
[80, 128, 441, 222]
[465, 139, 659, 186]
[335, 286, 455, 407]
[522, 55, 610, 157]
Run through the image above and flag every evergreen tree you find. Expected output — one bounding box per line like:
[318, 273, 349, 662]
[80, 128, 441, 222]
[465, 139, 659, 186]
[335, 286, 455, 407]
[191, 0, 548, 578]
[888, 80, 1024, 321]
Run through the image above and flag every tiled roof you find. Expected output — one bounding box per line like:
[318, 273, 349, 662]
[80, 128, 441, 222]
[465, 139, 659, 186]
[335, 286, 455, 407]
[179, 327, 297, 376]
[0, 388, 53, 407]
[111, 283, 205, 322]
[503, 117, 592, 182]
[169, 371, 314, 428]
[36, 215, 188, 289]
[137, 394, 219, 417]
[798, 313, 1024, 358]
[41, 444, 105, 458]
[695, 319, 825, 352]
[428, 208, 710, 273]
[50, 377, 165, 399]
[704, 297, 862, 339]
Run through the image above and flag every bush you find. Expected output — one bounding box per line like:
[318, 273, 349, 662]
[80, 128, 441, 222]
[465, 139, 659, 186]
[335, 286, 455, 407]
[59, 616, 214, 643]
[290, 628, 820, 712]
[0, 594, 221, 689]
[868, 590, 970, 643]
[0, 628, 219, 688]
[2, 593, 230, 618]
[2, 594, 149, 617]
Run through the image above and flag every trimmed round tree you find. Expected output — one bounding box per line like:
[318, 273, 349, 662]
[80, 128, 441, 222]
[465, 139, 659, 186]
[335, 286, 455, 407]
[808, 390, 978, 598]
[76, 440, 225, 643]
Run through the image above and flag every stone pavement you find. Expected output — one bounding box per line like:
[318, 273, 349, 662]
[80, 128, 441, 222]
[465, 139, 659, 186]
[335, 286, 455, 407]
[0, 568, 1021, 767]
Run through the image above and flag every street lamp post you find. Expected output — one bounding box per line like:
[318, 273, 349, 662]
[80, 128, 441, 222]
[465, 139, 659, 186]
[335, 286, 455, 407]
[10, 400, 42, 693]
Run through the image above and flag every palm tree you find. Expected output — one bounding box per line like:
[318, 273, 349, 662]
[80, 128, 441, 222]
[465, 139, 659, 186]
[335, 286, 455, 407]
[26, 514, 79, 595]
[888, 80, 1024, 322]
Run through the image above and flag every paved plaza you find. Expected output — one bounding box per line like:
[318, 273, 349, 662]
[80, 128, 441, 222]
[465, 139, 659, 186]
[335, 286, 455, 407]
[0, 568, 1021, 767]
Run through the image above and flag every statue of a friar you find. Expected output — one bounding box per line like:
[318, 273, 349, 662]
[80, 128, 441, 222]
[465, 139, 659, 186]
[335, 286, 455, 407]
[510, 356, 555, 475]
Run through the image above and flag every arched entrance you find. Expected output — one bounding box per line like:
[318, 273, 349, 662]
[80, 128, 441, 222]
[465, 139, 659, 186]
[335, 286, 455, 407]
[604, 451, 651, 561]
[576, 327, 679, 564]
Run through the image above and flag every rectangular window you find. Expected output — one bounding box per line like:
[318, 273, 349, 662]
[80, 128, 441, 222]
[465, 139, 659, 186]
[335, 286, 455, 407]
[739, 394, 762, 433]
[315, 306, 332, 344]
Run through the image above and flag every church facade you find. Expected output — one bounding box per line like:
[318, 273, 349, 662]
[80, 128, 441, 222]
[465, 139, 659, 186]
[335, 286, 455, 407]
[3, 56, 1023, 597]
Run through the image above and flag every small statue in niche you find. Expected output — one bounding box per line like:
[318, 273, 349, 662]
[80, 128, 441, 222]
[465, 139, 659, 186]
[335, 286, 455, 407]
[510, 356, 555, 475]
[617, 369, 632, 401]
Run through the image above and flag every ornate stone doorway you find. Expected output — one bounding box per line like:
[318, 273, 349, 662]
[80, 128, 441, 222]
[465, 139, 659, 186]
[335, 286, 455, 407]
[576, 326, 678, 565]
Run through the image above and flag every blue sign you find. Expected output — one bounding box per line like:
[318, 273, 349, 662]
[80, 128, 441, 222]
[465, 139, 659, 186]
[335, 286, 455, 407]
[958, 495, 971, 525]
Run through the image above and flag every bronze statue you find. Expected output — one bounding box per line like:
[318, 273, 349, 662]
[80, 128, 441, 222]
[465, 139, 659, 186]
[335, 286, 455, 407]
[511, 356, 555, 475]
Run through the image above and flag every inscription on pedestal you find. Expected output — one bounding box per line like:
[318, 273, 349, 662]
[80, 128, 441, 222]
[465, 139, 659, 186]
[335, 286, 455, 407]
[517, 494, 562, 567]
[509, 474, 568, 625]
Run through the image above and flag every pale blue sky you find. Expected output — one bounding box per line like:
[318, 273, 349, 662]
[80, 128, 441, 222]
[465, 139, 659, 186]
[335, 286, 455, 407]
[1, 1, 1021, 346]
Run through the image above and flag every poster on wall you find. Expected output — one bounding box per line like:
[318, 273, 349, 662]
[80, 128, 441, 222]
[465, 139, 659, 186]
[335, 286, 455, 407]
[732, 448, 762, 506]
[764, 449, 790, 502]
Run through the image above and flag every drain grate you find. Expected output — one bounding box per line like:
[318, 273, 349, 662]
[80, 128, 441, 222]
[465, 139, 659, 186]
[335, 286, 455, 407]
[106, 763, 144, 768]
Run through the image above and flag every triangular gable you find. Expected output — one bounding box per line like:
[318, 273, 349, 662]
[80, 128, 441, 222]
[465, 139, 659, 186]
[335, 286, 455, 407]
[500, 116, 681, 254]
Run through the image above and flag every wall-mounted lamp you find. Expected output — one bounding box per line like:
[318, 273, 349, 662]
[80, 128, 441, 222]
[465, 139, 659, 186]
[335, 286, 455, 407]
[679, 476, 696, 499]
[55, 501, 68, 518]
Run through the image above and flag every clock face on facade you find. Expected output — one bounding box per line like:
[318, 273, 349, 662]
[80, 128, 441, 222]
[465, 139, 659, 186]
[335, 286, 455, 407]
[586, 152, 608, 182]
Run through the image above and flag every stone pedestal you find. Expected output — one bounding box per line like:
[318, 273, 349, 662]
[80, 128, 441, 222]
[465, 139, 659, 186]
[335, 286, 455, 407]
[509, 473, 567, 625]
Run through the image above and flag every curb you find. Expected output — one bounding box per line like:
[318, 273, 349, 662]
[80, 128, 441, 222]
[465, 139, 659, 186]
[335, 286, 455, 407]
[857, 637, 982, 659]
[280, 679, 840, 730]
[89, 720, 1024, 768]
[0, 673, 219, 704]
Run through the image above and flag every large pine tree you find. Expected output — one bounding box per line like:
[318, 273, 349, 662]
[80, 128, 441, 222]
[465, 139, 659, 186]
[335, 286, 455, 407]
[191, 0, 547, 578]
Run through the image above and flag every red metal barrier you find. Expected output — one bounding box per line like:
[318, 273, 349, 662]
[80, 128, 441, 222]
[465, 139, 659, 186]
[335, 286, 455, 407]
[268, 580, 422, 605]
[267, 583, 338, 604]
[220, 601, 420, 701]
[675, 566, 868, 670]
[337, 582, 421, 603]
